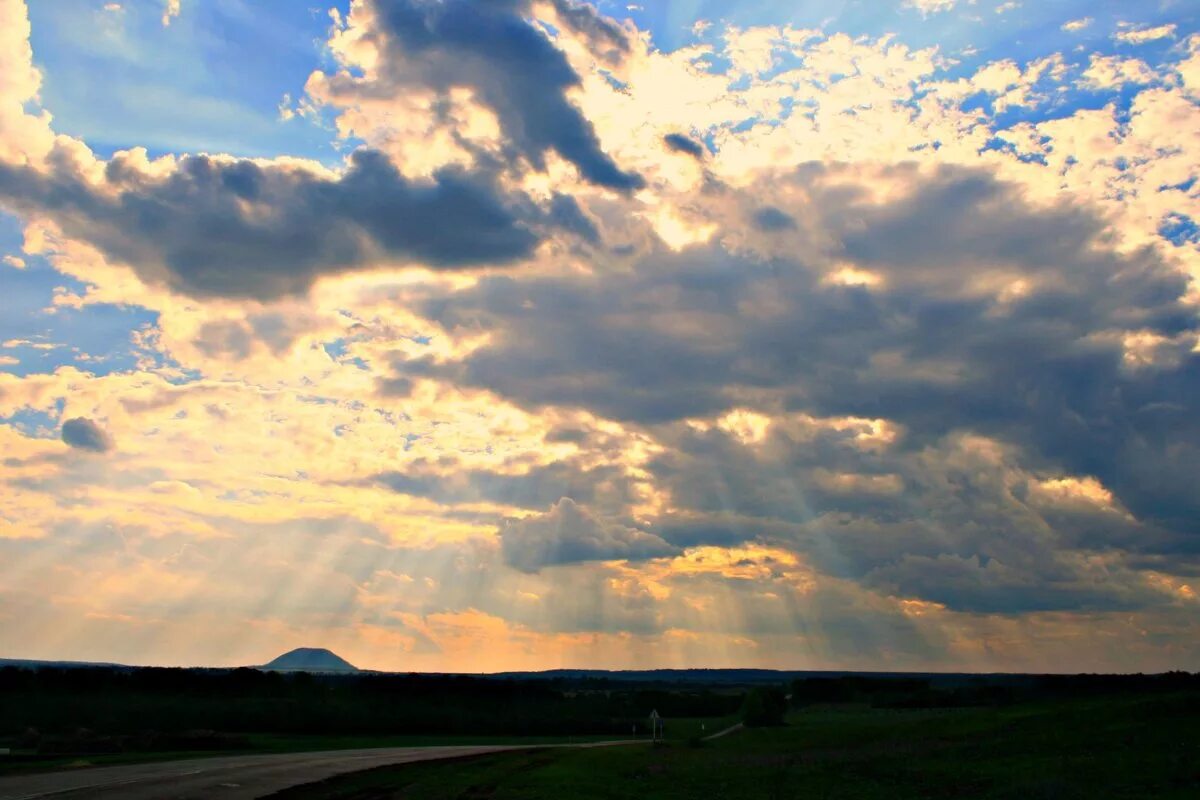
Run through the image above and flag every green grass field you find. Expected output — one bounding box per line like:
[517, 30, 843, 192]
[270, 694, 1200, 799]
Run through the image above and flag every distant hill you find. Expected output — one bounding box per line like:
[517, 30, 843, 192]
[259, 648, 359, 674]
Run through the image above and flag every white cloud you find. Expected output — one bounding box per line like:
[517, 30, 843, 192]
[1061, 17, 1093, 33]
[1178, 33, 1200, 96]
[0, 0, 56, 164]
[1080, 54, 1157, 90]
[161, 0, 180, 27]
[1114, 23, 1177, 45]
[904, 0, 958, 15]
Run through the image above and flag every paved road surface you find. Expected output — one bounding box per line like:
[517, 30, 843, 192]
[0, 744, 579, 800]
[702, 722, 744, 741]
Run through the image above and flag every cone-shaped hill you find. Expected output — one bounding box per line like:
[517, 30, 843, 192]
[259, 647, 359, 673]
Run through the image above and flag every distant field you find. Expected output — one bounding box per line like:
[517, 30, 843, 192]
[270, 693, 1200, 800]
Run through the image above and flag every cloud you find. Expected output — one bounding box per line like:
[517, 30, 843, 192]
[314, 0, 642, 190]
[751, 206, 796, 231]
[663, 133, 706, 159]
[388, 162, 1200, 612]
[1061, 17, 1092, 33]
[863, 553, 1169, 614]
[405, 165, 1193, 432]
[0, 148, 541, 299]
[1114, 24, 1177, 45]
[61, 417, 113, 452]
[376, 457, 639, 515]
[545, 0, 631, 60]
[903, 0, 957, 16]
[643, 421, 1193, 615]
[161, 0, 179, 27]
[500, 497, 679, 572]
[1081, 55, 1157, 90]
[0, 0, 53, 165]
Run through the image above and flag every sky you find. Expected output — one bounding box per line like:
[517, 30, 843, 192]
[0, 0, 1198, 673]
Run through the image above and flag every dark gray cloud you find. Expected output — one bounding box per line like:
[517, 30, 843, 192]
[663, 133, 706, 159]
[645, 420, 903, 526]
[0, 148, 539, 300]
[382, 163, 1200, 613]
[500, 497, 679, 572]
[192, 313, 318, 359]
[639, 422, 1184, 614]
[752, 206, 796, 230]
[545, 194, 600, 244]
[194, 320, 254, 360]
[375, 456, 638, 516]
[862, 552, 1168, 614]
[61, 417, 113, 452]
[0, 11, 654, 302]
[403, 164, 1196, 485]
[358, 0, 642, 190]
[546, 0, 631, 61]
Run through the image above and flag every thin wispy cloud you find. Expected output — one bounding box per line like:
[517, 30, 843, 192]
[1114, 23, 1177, 45]
[904, 0, 958, 16]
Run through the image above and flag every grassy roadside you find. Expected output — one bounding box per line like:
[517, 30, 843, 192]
[269, 694, 1200, 799]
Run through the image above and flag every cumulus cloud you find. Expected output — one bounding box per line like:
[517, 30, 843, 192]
[1081, 55, 1157, 89]
[390, 162, 1200, 612]
[1113, 24, 1176, 45]
[0, 148, 540, 299]
[651, 421, 1193, 614]
[406, 164, 1193, 427]
[61, 417, 113, 452]
[0, 0, 53, 165]
[314, 0, 642, 190]
[500, 497, 679, 572]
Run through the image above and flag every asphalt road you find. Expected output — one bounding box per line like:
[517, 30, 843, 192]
[0, 744, 557, 800]
[702, 722, 744, 741]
